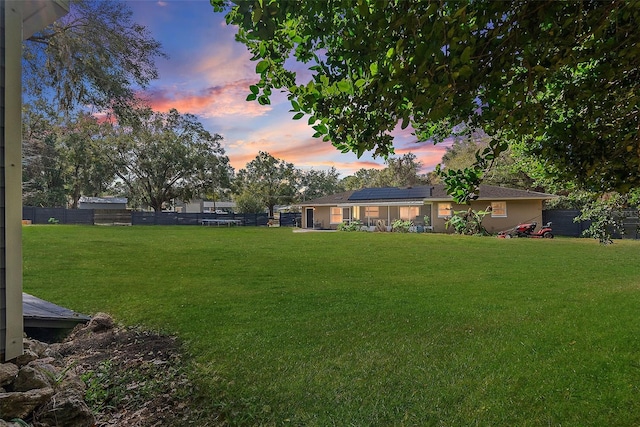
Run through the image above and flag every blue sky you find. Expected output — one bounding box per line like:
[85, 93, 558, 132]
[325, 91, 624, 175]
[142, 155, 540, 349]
[126, 0, 449, 177]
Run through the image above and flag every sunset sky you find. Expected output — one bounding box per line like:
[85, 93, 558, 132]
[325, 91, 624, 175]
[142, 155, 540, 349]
[126, 0, 450, 177]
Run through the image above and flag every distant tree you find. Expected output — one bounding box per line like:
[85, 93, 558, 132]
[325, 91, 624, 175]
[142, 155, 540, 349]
[234, 191, 265, 214]
[375, 153, 429, 188]
[234, 152, 297, 216]
[22, 104, 115, 207]
[22, 106, 66, 207]
[106, 108, 227, 212]
[23, 0, 165, 117]
[341, 153, 427, 190]
[298, 167, 344, 201]
[439, 137, 537, 190]
[214, 1, 640, 200]
[341, 168, 382, 190]
[58, 112, 117, 208]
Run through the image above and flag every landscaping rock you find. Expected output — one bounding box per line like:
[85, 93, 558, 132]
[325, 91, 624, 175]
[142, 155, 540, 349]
[33, 387, 95, 427]
[14, 349, 38, 367]
[24, 338, 48, 357]
[0, 363, 18, 387]
[0, 387, 54, 419]
[12, 364, 55, 391]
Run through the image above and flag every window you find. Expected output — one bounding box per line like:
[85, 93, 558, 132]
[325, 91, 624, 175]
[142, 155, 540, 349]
[365, 206, 379, 217]
[438, 202, 452, 218]
[400, 206, 420, 220]
[330, 207, 343, 224]
[491, 201, 507, 217]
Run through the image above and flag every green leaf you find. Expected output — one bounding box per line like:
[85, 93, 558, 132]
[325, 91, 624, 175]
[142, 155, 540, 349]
[369, 62, 378, 76]
[337, 80, 351, 93]
[246, 93, 257, 101]
[255, 60, 270, 74]
[292, 112, 304, 120]
[386, 47, 395, 59]
[461, 46, 471, 64]
[249, 85, 260, 94]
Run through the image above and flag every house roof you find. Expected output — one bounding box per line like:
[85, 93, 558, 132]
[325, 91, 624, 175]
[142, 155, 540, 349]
[79, 196, 128, 204]
[430, 185, 556, 201]
[299, 185, 556, 206]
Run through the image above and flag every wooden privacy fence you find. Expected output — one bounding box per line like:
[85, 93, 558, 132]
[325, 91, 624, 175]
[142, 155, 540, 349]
[22, 207, 301, 228]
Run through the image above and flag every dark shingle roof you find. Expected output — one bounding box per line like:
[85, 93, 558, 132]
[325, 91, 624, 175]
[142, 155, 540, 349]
[348, 186, 431, 201]
[299, 185, 555, 206]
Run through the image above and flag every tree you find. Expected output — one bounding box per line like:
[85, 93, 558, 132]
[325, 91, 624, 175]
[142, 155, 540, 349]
[22, 106, 66, 207]
[341, 168, 382, 190]
[234, 191, 264, 214]
[298, 167, 343, 201]
[58, 112, 117, 208]
[107, 108, 228, 212]
[234, 152, 297, 216]
[438, 136, 538, 191]
[23, 0, 165, 116]
[22, 104, 115, 207]
[375, 153, 429, 188]
[213, 1, 640, 201]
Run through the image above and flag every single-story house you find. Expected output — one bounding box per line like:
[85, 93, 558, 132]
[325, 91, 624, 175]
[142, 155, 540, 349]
[297, 185, 557, 233]
[78, 196, 128, 210]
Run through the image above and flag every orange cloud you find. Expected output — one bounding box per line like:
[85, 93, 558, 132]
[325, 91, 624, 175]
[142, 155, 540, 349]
[140, 80, 270, 118]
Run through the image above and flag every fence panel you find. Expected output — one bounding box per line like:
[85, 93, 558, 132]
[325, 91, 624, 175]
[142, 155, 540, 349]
[544, 209, 639, 239]
[64, 209, 94, 225]
[25, 207, 283, 228]
[279, 212, 302, 227]
[542, 210, 588, 237]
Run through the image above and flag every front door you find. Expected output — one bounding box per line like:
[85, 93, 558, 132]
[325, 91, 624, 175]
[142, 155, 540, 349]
[305, 208, 314, 229]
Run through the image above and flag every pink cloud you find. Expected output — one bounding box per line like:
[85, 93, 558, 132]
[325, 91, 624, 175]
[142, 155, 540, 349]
[140, 80, 270, 118]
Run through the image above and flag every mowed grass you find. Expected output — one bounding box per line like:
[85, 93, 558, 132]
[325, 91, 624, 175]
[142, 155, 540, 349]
[23, 225, 640, 426]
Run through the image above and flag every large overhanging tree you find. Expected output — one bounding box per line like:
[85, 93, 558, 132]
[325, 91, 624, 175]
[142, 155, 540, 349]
[212, 0, 640, 202]
[23, 0, 165, 117]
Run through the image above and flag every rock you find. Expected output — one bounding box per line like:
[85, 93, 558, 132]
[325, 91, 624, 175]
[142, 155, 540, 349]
[0, 387, 54, 419]
[88, 312, 113, 333]
[13, 364, 56, 391]
[0, 363, 18, 387]
[33, 388, 95, 427]
[14, 349, 38, 367]
[24, 338, 48, 358]
[0, 420, 23, 427]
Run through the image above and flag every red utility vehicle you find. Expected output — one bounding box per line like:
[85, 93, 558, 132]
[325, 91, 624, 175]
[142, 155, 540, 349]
[498, 221, 554, 239]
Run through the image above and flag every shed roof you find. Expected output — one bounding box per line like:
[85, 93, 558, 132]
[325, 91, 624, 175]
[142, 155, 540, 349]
[79, 196, 128, 204]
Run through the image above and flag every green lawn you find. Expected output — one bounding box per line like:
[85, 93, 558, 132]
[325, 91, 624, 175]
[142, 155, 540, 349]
[23, 226, 640, 426]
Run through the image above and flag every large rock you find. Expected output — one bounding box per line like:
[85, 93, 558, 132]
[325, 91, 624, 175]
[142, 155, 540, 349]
[12, 364, 56, 392]
[0, 364, 18, 387]
[33, 388, 95, 427]
[13, 349, 38, 367]
[0, 387, 54, 419]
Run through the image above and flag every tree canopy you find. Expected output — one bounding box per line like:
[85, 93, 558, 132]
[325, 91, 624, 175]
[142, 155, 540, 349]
[23, 0, 165, 116]
[234, 152, 298, 216]
[106, 108, 229, 212]
[212, 0, 640, 201]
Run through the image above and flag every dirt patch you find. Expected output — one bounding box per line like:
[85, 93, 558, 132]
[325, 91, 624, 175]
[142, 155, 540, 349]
[52, 314, 222, 426]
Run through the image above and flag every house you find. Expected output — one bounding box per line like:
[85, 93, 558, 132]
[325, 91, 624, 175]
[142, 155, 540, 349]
[297, 185, 557, 233]
[78, 196, 128, 210]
